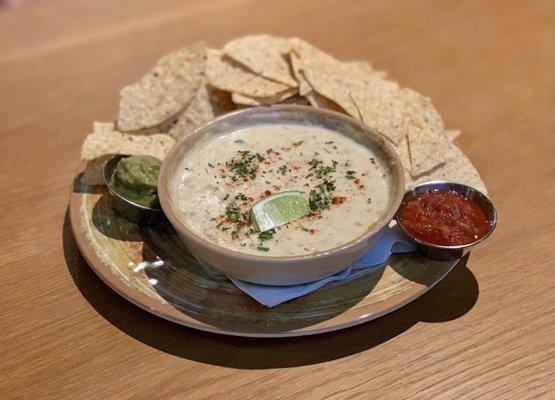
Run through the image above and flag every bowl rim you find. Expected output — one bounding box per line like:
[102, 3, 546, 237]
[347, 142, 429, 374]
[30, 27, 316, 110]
[158, 105, 405, 262]
[394, 180, 497, 250]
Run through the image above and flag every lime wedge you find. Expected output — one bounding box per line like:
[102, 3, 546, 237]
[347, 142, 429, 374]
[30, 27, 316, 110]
[250, 191, 310, 232]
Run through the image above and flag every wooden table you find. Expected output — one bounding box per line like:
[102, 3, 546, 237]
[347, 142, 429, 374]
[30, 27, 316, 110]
[1, 1, 553, 398]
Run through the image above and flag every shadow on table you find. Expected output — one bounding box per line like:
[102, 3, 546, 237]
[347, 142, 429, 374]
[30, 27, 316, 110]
[63, 209, 479, 369]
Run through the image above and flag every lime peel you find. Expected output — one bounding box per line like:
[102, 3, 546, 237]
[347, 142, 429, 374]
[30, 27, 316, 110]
[250, 191, 310, 232]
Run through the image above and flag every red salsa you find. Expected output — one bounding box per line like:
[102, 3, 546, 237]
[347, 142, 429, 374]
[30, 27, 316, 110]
[399, 189, 488, 246]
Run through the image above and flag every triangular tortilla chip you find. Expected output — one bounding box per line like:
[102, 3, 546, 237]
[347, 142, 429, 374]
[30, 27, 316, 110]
[118, 42, 206, 131]
[168, 81, 235, 139]
[407, 123, 452, 177]
[350, 78, 408, 144]
[81, 128, 175, 161]
[206, 49, 291, 98]
[224, 35, 298, 87]
[408, 142, 486, 194]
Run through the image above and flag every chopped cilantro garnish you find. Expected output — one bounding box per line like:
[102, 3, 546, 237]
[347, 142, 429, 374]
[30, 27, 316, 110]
[227, 150, 260, 181]
[308, 158, 323, 170]
[231, 230, 239, 240]
[367, 197, 372, 204]
[257, 246, 270, 252]
[223, 193, 230, 200]
[369, 157, 375, 164]
[293, 140, 304, 147]
[278, 164, 289, 175]
[225, 204, 243, 223]
[258, 229, 276, 241]
[208, 163, 215, 168]
[345, 170, 357, 180]
[325, 141, 334, 144]
[323, 180, 336, 191]
[235, 193, 247, 201]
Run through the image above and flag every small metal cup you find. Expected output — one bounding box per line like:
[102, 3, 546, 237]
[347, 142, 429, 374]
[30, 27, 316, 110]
[103, 154, 165, 225]
[395, 181, 497, 261]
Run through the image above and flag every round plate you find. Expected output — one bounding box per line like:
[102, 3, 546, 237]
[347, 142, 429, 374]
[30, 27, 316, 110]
[70, 168, 458, 337]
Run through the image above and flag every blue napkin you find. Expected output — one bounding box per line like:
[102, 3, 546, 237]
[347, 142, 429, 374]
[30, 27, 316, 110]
[230, 223, 416, 307]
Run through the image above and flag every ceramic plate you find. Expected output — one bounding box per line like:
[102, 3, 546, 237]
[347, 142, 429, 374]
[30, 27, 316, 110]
[70, 169, 458, 337]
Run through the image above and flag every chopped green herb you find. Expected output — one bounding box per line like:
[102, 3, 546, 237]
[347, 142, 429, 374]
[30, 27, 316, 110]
[293, 140, 304, 147]
[278, 164, 289, 175]
[221, 227, 230, 232]
[309, 184, 332, 212]
[223, 193, 230, 200]
[258, 229, 276, 241]
[231, 230, 239, 240]
[266, 148, 273, 154]
[235, 193, 247, 201]
[345, 170, 357, 180]
[325, 141, 334, 144]
[257, 246, 270, 252]
[227, 150, 260, 181]
[322, 180, 336, 191]
[369, 157, 375, 164]
[225, 204, 244, 223]
[308, 158, 323, 170]
[208, 163, 215, 168]
[367, 197, 372, 204]
[256, 153, 265, 162]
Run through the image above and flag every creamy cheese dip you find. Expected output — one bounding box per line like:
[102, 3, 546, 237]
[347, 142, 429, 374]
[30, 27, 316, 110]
[176, 123, 392, 256]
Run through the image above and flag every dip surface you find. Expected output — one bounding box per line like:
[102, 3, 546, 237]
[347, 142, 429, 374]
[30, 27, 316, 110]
[176, 123, 393, 256]
[399, 189, 488, 246]
[111, 155, 161, 208]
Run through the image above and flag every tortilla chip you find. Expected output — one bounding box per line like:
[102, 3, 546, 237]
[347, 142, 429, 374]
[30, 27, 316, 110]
[408, 142, 486, 194]
[289, 51, 312, 96]
[117, 42, 206, 131]
[395, 136, 411, 172]
[291, 39, 360, 118]
[407, 123, 452, 177]
[446, 129, 461, 141]
[93, 121, 116, 134]
[168, 81, 235, 139]
[350, 78, 410, 144]
[403, 89, 445, 134]
[206, 49, 292, 98]
[305, 92, 344, 113]
[231, 88, 298, 106]
[81, 129, 175, 161]
[224, 35, 297, 87]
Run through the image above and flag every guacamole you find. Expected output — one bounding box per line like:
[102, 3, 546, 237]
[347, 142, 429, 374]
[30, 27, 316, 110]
[110, 155, 162, 208]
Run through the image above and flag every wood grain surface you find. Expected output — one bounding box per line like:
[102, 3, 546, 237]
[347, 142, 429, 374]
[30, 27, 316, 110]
[0, 0, 553, 399]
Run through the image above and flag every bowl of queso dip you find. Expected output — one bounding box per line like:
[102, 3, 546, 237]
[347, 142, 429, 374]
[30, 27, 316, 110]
[158, 106, 405, 285]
